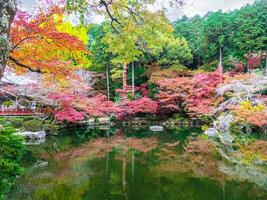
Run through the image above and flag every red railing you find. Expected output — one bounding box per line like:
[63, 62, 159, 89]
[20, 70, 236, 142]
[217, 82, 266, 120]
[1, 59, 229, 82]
[0, 108, 46, 116]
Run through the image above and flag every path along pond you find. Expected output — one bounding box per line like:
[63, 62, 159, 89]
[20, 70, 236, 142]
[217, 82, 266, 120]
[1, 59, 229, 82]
[7, 126, 267, 200]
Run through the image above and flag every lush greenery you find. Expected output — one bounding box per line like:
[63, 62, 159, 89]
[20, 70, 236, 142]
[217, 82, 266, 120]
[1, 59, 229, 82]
[173, 0, 267, 67]
[0, 126, 24, 200]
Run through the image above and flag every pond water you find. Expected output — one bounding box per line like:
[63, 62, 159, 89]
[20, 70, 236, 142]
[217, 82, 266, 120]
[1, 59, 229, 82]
[7, 126, 267, 200]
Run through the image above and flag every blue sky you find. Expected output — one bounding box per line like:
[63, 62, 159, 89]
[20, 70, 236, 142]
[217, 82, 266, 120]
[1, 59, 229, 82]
[21, 0, 255, 22]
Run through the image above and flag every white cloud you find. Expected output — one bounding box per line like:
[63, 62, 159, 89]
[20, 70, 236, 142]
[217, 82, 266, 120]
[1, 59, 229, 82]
[21, 0, 256, 23]
[165, 0, 255, 21]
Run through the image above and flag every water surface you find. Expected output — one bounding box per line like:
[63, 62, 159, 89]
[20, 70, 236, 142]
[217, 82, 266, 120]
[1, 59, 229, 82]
[8, 126, 267, 200]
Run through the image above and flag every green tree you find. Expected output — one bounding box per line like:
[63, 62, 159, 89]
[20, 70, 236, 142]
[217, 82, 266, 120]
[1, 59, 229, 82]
[230, 0, 267, 59]
[89, 23, 114, 100]
[157, 37, 193, 68]
[102, 7, 173, 98]
[173, 15, 203, 67]
[199, 11, 231, 69]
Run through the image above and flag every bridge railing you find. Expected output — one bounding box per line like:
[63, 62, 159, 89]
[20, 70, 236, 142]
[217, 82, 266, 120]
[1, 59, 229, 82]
[0, 108, 44, 116]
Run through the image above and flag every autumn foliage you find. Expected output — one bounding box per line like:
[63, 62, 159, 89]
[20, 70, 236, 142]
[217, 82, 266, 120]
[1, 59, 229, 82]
[231, 101, 267, 127]
[3, 0, 266, 129]
[154, 71, 223, 117]
[9, 4, 90, 84]
[117, 97, 158, 119]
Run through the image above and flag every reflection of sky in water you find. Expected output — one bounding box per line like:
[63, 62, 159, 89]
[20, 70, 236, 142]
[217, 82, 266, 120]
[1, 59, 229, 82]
[21, 0, 255, 22]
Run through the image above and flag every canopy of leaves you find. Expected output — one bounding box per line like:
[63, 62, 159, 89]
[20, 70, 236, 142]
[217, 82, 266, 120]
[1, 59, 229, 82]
[102, 10, 173, 65]
[173, 0, 267, 66]
[9, 5, 91, 85]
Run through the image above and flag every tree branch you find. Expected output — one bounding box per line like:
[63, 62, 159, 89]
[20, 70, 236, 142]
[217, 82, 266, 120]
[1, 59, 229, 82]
[122, 5, 143, 23]
[99, 0, 121, 33]
[10, 36, 36, 52]
[9, 56, 43, 73]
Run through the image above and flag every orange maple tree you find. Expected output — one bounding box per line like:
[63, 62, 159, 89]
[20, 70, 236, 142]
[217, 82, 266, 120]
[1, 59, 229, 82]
[8, 4, 90, 83]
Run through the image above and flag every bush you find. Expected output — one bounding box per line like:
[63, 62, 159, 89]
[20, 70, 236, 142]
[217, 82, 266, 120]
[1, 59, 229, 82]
[2, 100, 13, 107]
[1, 126, 16, 134]
[43, 124, 59, 135]
[198, 60, 218, 72]
[0, 117, 33, 129]
[9, 118, 24, 128]
[22, 120, 42, 132]
[0, 127, 25, 199]
[169, 64, 188, 71]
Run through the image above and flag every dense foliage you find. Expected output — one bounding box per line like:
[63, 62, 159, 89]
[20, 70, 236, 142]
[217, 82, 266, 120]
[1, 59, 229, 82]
[173, 0, 267, 68]
[0, 127, 24, 200]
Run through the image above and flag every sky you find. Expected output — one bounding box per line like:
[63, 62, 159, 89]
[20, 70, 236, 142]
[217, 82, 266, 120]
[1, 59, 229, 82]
[21, 0, 255, 22]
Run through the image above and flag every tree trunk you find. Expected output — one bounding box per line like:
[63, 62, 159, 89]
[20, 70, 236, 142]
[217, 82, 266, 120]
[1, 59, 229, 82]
[131, 62, 135, 97]
[123, 63, 127, 98]
[265, 56, 267, 76]
[218, 47, 223, 82]
[106, 66, 110, 100]
[0, 0, 16, 80]
[247, 50, 252, 74]
[197, 55, 200, 67]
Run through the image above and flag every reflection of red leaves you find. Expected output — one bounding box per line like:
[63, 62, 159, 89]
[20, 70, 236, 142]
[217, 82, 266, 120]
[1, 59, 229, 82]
[184, 137, 217, 155]
[53, 135, 158, 160]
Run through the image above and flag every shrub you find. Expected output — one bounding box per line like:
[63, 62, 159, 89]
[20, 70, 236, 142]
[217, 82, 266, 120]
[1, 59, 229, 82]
[9, 118, 24, 128]
[0, 127, 25, 199]
[0, 117, 33, 129]
[1, 126, 17, 134]
[22, 120, 42, 132]
[198, 60, 218, 72]
[2, 100, 13, 107]
[43, 124, 59, 135]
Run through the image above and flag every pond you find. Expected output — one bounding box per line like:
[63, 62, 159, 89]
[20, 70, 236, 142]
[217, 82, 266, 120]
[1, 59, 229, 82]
[7, 126, 267, 200]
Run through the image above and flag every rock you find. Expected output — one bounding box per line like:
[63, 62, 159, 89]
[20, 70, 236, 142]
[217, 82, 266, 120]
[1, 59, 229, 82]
[32, 161, 49, 169]
[204, 128, 218, 137]
[149, 126, 164, 132]
[215, 114, 234, 133]
[15, 131, 46, 140]
[97, 117, 110, 124]
[86, 118, 95, 125]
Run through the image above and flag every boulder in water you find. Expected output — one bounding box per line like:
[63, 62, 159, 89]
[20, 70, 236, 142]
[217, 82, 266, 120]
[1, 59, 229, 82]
[204, 128, 218, 137]
[15, 131, 46, 140]
[149, 126, 164, 132]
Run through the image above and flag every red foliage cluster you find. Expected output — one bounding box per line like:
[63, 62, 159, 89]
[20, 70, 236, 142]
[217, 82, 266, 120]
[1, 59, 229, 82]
[49, 93, 121, 122]
[48, 92, 85, 122]
[234, 62, 244, 72]
[48, 93, 75, 104]
[247, 55, 261, 70]
[54, 106, 85, 122]
[118, 97, 158, 119]
[156, 71, 223, 117]
[76, 94, 120, 117]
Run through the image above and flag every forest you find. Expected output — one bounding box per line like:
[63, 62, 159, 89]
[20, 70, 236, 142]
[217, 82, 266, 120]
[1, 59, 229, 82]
[0, 0, 267, 199]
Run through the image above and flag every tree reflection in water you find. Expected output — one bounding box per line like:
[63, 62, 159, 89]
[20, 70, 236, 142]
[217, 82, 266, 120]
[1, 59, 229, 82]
[8, 128, 267, 200]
